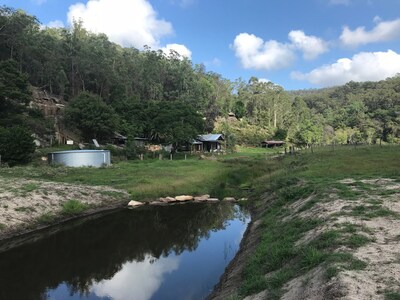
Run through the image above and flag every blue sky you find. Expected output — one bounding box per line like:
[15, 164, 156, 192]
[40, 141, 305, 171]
[2, 0, 400, 90]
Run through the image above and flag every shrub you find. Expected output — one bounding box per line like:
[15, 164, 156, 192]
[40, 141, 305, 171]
[0, 126, 36, 166]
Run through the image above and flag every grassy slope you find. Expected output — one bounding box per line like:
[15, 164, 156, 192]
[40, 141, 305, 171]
[239, 145, 400, 299]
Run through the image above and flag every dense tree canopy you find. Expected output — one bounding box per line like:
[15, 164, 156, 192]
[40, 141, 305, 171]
[0, 5, 399, 149]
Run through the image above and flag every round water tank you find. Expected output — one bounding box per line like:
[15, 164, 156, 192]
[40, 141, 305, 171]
[48, 150, 111, 167]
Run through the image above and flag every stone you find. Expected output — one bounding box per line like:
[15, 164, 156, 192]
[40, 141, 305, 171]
[223, 197, 236, 202]
[149, 201, 168, 206]
[238, 197, 248, 201]
[159, 197, 176, 203]
[127, 200, 145, 207]
[194, 194, 210, 201]
[175, 195, 194, 201]
[207, 198, 219, 202]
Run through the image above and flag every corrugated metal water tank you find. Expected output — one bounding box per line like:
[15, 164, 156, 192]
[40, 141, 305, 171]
[48, 150, 111, 167]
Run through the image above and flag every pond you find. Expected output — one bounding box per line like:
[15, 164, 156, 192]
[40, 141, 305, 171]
[0, 203, 250, 300]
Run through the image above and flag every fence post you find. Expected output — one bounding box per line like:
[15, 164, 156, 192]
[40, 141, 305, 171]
[159, 154, 162, 160]
[170, 154, 172, 161]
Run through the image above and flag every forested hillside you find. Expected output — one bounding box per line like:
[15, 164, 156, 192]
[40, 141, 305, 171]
[0, 6, 399, 157]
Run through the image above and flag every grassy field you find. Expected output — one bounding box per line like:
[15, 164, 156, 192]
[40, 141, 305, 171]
[0, 146, 279, 200]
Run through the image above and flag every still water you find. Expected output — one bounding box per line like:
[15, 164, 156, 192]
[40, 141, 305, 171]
[0, 203, 250, 300]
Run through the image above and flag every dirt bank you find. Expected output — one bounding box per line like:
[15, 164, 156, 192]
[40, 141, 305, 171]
[209, 178, 400, 299]
[0, 177, 130, 247]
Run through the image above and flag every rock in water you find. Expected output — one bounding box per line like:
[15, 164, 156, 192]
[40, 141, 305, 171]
[127, 200, 144, 207]
[175, 195, 194, 201]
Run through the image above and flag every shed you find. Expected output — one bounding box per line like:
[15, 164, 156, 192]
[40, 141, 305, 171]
[261, 140, 285, 148]
[196, 134, 224, 152]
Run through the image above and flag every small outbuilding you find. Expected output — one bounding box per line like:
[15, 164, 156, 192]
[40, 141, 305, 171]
[261, 140, 285, 148]
[196, 134, 224, 152]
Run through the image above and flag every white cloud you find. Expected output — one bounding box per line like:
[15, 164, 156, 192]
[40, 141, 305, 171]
[67, 0, 173, 49]
[232, 33, 295, 71]
[288, 30, 329, 60]
[291, 49, 400, 87]
[91, 255, 179, 300]
[161, 43, 192, 59]
[258, 78, 270, 83]
[340, 18, 400, 47]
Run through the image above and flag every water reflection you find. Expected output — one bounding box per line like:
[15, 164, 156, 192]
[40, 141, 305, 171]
[91, 255, 179, 300]
[0, 203, 249, 300]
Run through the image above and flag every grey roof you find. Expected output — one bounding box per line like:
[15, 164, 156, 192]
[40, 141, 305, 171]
[196, 134, 224, 142]
[190, 139, 203, 145]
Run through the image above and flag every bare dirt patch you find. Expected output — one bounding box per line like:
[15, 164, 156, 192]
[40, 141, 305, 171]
[0, 177, 130, 240]
[229, 178, 400, 300]
[281, 178, 400, 300]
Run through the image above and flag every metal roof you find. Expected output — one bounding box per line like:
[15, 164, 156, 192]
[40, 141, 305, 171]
[196, 134, 224, 142]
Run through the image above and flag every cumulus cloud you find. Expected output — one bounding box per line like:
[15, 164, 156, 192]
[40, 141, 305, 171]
[92, 255, 179, 300]
[161, 43, 192, 59]
[289, 30, 329, 60]
[291, 50, 400, 87]
[340, 18, 400, 47]
[232, 33, 295, 71]
[67, 0, 173, 49]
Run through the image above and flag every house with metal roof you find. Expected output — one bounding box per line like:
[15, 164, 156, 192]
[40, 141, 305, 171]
[193, 134, 224, 152]
[261, 140, 285, 148]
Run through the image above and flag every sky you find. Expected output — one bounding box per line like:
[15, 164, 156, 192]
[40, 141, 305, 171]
[2, 0, 400, 90]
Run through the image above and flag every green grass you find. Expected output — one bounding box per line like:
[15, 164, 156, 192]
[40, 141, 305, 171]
[385, 292, 400, 300]
[0, 148, 282, 201]
[14, 206, 36, 212]
[0, 223, 5, 230]
[20, 183, 40, 193]
[239, 145, 400, 298]
[0, 144, 399, 297]
[61, 199, 89, 216]
[37, 213, 56, 224]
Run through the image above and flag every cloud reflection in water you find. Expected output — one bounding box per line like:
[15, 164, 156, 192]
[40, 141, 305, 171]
[91, 255, 179, 300]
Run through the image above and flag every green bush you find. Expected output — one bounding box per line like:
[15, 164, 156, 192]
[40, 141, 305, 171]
[0, 126, 36, 166]
[61, 199, 89, 215]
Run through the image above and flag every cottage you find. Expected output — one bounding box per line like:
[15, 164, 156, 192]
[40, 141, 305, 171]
[195, 134, 224, 152]
[261, 140, 285, 148]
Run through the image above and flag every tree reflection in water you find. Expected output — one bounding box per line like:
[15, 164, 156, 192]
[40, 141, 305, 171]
[0, 203, 249, 300]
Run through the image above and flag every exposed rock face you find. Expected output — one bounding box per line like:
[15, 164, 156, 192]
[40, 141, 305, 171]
[175, 195, 194, 201]
[30, 87, 65, 118]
